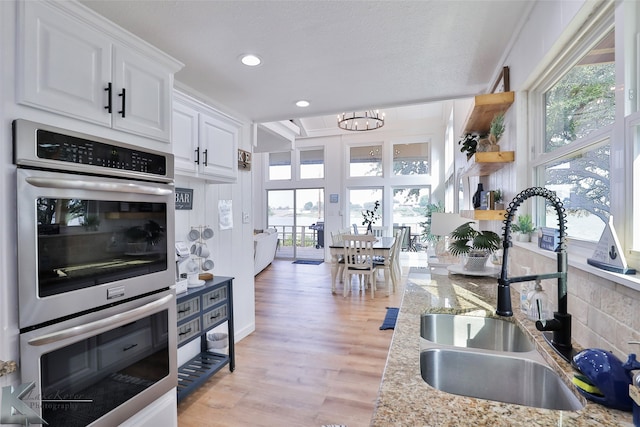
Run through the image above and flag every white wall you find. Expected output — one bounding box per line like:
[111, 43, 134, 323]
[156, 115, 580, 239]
[253, 118, 446, 261]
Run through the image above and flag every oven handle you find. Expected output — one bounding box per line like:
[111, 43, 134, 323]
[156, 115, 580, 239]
[27, 294, 174, 346]
[25, 177, 173, 196]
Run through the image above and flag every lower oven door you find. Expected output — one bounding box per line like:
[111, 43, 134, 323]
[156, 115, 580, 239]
[19, 290, 177, 427]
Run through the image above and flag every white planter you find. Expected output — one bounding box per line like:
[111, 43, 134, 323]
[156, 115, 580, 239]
[515, 232, 531, 242]
[463, 254, 489, 271]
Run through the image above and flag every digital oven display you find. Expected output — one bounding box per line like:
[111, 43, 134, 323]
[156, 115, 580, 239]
[36, 129, 167, 176]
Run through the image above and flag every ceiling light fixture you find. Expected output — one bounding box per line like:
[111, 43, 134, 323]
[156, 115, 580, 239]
[337, 110, 385, 131]
[296, 100, 310, 108]
[240, 54, 262, 66]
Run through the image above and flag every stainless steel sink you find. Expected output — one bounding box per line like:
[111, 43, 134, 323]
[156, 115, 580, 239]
[420, 348, 584, 410]
[420, 313, 534, 352]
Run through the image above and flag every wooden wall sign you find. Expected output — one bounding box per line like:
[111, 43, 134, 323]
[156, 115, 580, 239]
[238, 149, 251, 170]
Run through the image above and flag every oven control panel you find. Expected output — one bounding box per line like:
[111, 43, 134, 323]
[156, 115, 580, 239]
[13, 119, 173, 181]
[36, 129, 167, 176]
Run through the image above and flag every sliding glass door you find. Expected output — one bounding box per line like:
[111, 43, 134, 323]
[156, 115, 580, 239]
[267, 188, 324, 260]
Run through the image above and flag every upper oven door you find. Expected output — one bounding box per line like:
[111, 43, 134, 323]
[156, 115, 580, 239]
[17, 167, 175, 329]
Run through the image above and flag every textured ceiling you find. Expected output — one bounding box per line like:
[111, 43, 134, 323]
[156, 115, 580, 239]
[80, 0, 532, 131]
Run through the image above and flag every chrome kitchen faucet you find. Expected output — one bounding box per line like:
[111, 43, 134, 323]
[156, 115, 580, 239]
[496, 187, 574, 362]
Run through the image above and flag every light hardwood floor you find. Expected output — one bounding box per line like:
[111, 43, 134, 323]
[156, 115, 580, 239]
[177, 258, 407, 427]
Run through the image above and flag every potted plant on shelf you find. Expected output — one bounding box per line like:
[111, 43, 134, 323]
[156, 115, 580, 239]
[511, 214, 536, 242]
[488, 113, 505, 151]
[361, 200, 381, 234]
[477, 113, 505, 152]
[448, 221, 501, 271]
[458, 133, 479, 160]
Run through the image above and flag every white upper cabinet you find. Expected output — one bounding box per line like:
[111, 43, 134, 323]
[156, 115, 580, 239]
[173, 91, 240, 183]
[111, 46, 174, 141]
[17, 1, 182, 144]
[172, 98, 200, 175]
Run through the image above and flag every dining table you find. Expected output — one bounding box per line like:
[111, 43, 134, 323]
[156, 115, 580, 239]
[328, 235, 396, 296]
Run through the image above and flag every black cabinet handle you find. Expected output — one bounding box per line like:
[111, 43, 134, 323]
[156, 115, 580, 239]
[104, 82, 112, 113]
[210, 313, 220, 320]
[203, 149, 208, 167]
[118, 88, 126, 117]
[179, 328, 192, 337]
[194, 147, 200, 165]
[210, 295, 219, 301]
[178, 307, 191, 314]
[123, 343, 138, 351]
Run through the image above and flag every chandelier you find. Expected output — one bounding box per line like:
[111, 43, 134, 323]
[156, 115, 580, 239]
[337, 110, 385, 131]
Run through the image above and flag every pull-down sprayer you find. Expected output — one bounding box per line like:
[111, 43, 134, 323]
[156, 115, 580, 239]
[497, 187, 575, 362]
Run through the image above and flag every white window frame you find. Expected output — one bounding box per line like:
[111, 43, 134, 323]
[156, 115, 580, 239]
[346, 142, 384, 179]
[267, 151, 292, 181]
[297, 146, 325, 181]
[529, 15, 616, 254]
[391, 141, 430, 176]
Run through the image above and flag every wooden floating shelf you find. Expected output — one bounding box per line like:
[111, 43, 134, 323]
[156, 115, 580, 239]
[461, 210, 507, 221]
[461, 151, 515, 177]
[463, 91, 515, 134]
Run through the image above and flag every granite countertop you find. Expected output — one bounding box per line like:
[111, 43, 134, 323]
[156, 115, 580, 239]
[371, 269, 634, 426]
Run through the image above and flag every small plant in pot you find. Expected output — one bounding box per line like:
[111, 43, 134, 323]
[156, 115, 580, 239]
[458, 133, 479, 160]
[361, 200, 381, 234]
[488, 113, 505, 150]
[511, 214, 536, 242]
[448, 221, 501, 271]
[477, 113, 505, 152]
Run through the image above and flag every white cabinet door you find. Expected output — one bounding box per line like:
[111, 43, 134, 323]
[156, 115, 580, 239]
[199, 112, 239, 182]
[112, 46, 173, 143]
[19, 0, 112, 126]
[172, 92, 240, 182]
[18, 1, 179, 145]
[172, 100, 199, 175]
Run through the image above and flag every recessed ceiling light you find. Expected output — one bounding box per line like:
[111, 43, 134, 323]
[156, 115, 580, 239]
[240, 54, 262, 67]
[296, 100, 310, 108]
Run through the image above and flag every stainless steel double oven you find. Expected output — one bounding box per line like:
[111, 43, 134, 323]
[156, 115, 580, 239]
[14, 119, 177, 427]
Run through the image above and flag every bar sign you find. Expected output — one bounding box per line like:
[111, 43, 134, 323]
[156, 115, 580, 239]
[175, 188, 193, 210]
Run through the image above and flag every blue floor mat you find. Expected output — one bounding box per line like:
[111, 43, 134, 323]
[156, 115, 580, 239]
[380, 307, 399, 330]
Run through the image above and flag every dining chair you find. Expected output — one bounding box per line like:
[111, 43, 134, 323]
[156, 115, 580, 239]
[390, 228, 406, 291]
[342, 235, 377, 298]
[371, 226, 387, 237]
[374, 228, 403, 294]
[352, 223, 360, 234]
[330, 228, 351, 283]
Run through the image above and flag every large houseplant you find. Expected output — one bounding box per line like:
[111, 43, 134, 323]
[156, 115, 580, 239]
[419, 201, 445, 245]
[448, 221, 501, 270]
